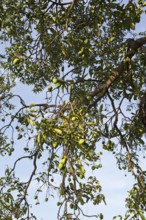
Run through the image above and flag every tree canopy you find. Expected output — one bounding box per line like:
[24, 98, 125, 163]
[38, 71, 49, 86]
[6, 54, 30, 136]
[0, 0, 146, 219]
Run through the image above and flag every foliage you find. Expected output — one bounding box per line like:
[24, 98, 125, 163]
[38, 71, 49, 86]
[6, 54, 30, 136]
[0, 0, 146, 219]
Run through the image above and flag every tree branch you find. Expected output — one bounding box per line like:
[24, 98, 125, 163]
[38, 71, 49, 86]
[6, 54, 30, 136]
[50, 0, 72, 6]
[88, 36, 146, 99]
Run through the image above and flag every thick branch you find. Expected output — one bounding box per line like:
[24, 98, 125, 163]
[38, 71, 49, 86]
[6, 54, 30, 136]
[88, 36, 146, 98]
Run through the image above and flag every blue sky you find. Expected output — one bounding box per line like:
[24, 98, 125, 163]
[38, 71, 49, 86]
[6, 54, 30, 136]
[0, 81, 135, 219]
[1, 82, 142, 220]
[31, 152, 135, 220]
[1, 1, 146, 220]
